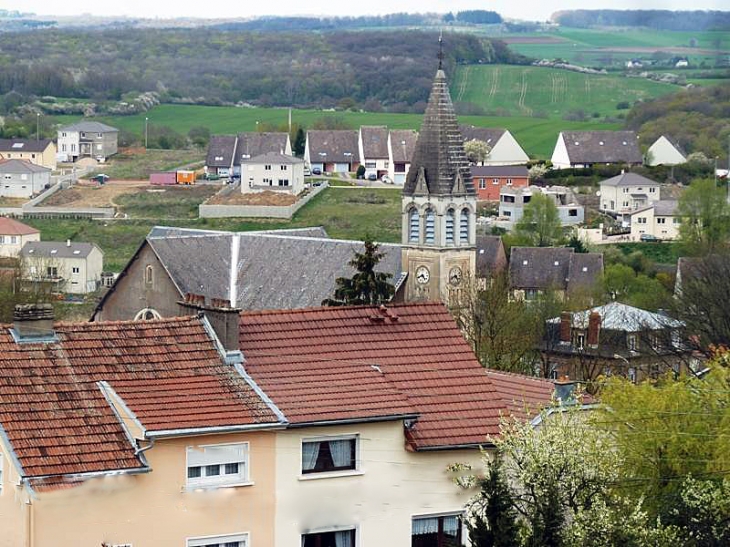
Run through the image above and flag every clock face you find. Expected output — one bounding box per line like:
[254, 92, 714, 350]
[415, 265, 430, 285]
[449, 266, 463, 286]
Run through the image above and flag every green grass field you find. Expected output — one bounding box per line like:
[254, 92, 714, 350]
[452, 64, 679, 119]
[55, 103, 620, 160]
[87, 149, 205, 180]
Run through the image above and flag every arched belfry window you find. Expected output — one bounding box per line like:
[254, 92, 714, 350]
[460, 208, 470, 244]
[409, 207, 419, 243]
[425, 208, 436, 244]
[144, 264, 153, 285]
[445, 209, 455, 245]
[134, 308, 161, 321]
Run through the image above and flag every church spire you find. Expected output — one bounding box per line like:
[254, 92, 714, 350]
[402, 38, 474, 198]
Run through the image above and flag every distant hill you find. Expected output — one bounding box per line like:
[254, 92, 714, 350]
[552, 10, 730, 31]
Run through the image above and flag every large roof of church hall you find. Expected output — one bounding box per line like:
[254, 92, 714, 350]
[403, 68, 474, 197]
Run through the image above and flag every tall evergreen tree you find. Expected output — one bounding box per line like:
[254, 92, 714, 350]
[293, 127, 306, 157]
[322, 239, 394, 306]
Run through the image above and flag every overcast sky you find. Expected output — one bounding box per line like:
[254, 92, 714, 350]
[13, 1, 730, 22]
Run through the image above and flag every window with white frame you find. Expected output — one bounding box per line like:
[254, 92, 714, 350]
[301, 435, 357, 475]
[657, 217, 666, 224]
[412, 514, 462, 547]
[302, 529, 355, 547]
[479, 178, 486, 189]
[186, 443, 249, 488]
[627, 334, 637, 351]
[187, 533, 248, 547]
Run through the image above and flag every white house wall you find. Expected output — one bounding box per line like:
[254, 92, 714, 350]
[646, 137, 686, 166]
[486, 131, 530, 166]
[550, 133, 571, 169]
[0, 232, 39, 258]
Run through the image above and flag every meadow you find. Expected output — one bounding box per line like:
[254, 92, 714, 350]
[451, 64, 677, 119]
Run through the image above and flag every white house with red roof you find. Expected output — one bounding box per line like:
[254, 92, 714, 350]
[0, 217, 39, 258]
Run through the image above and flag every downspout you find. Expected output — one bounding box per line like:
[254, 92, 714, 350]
[25, 492, 33, 547]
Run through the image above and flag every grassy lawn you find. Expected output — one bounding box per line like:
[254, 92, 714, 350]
[115, 185, 219, 219]
[452, 64, 677, 119]
[611, 241, 681, 265]
[86, 148, 205, 180]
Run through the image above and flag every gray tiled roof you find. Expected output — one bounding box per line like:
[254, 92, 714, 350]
[206, 135, 237, 168]
[234, 132, 290, 166]
[0, 138, 54, 153]
[509, 247, 603, 292]
[58, 121, 118, 133]
[404, 69, 474, 197]
[0, 159, 51, 174]
[306, 130, 359, 164]
[246, 152, 303, 165]
[20, 241, 99, 259]
[472, 166, 529, 178]
[548, 301, 682, 331]
[360, 126, 389, 159]
[567, 253, 604, 295]
[633, 199, 679, 216]
[389, 130, 418, 163]
[459, 126, 506, 146]
[562, 131, 642, 164]
[476, 236, 506, 278]
[600, 172, 660, 188]
[147, 229, 402, 310]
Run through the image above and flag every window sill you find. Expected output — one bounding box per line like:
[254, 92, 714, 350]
[299, 470, 364, 481]
[183, 480, 254, 492]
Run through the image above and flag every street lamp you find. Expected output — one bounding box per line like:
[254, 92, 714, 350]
[144, 117, 149, 149]
[36, 112, 40, 141]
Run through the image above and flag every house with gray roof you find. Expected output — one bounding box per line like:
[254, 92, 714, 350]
[388, 129, 418, 184]
[20, 240, 103, 294]
[0, 138, 57, 170]
[92, 227, 406, 322]
[599, 172, 662, 226]
[0, 159, 51, 198]
[304, 130, 360, 174]
[630, 199, 680, 241]
[57, 121, 118, 163]
[241, 152, 305, 194]
[476, 235, 507, 279]
[459, 125, 530, 166]
[551, 130, 642, 169]
[359, 126, 390, 179]
[205, 132, 292, 179]
[205, 135, 237, 178]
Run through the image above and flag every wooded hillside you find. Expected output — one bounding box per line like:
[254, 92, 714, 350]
[552, 10, 730, 31]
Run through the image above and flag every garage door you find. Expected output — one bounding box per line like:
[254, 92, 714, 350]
[334, 163, 349, 173]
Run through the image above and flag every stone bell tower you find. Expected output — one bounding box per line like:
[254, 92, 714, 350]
[401, 39, 477, 304]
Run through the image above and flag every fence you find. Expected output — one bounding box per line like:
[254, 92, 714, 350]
[199, 183, 328, 219]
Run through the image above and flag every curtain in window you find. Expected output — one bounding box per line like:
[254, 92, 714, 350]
[425, 208, 435, 244]
[412, 517, 439, 535]
[302, 442, 320, 471]
[328, 440, 351, 468]
[460, 208, 469, 243]
[409, 208, 419, 242]
[334, 531, 353, 547]
[442, 516, 459, 537]
[445, 209, 455, 245]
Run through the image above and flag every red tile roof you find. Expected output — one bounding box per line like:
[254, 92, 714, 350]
[239, 303, 555, 450]
[0, 316, 281, 480]
[0, 217, 39, 236]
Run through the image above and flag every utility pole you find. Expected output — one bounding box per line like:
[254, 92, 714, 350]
[144, 117, 149, 149]
[36, 112, 40, 141]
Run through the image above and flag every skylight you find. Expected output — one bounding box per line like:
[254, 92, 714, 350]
[11, 143, 24, 149]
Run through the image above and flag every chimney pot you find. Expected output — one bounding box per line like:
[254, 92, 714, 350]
[587, 311, 601, 347]
[13, 303, 56, 341]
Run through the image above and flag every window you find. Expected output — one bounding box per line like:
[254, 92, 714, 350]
[62, 132, 66, 137]
[479, 178, 486, 189]
[302, 436, 357, 475]
[97, 132, 103, 138]
[627, 334, 637, 351]
[502, 195, 515, 203]
[445, 209, 455, 245]
[569, 209, 578, 217]
[384, 161, 389, 169]
[187, 443, 249, 488]
[525, 288, 538, 300]
[657, 218, 666, 224]
[265, 165, 272, 170]
[187, 533, 248, 547]
[492, 178, 499, 184]
[3, 174, 10, 180]
[46, 266, 58, 278]
[623, 188, 629, 193]
[673, 218, 681, 224]
[649, 187, 656, 193]
[506, 178, 513, 185]
[459, 208, 469, 243]
[62, 144, 67, 152]
[302, 530, 355, 547]
[144, 265, 153, 285]
[280, 164, 287, 171]
[96, 144, 103, 150]
[72, 267, 80, 274]
[637, 217, 647, 224]
[409, 208, 419, 243]
[424, 208, 435, 244]
[21, 174, 27, 181]
[71, 144, 76, 152]
[576, 333, 585, 350]
[10, 236, 16, 244]
[412, 515, 462, 547]
[365, 161, 376, 169]
[622, 201, 629, 207]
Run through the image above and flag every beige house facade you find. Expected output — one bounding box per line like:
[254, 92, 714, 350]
[242, 152, 305, 194]
[599, 172, 662, 226]
[0, 139, 57, 171]
[20, 241, 103, 293]
[57, 121, 118, 163]
[630, 200, 680, 241]
[0, 217, 40, 258]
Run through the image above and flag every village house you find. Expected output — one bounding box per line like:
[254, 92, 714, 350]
[205, 132, 292, 179]
[304, 130, 360, 174]
[0, 217, 39, 258]
[205, 134, 237, 178]
[359, 125, 390, 179]
[471, 165, 529, 201]
[388, 129, 418, 184]
[476, 235, 508, 279]
[498, 185, 584, 227]
[57, 121, 118, 163]
[459, 125, 530, 166]
[0, 138, 57, 170]
[241, 152, 305, 194]
[599, 172, 662, 226]
[630, 199, 681, 241]
[551, 130, 643, 169]
[0, 159, 51, 198]
[645, 135, 687, 166]
[542, 301, 693, 383]
[19, 240, 103, 294]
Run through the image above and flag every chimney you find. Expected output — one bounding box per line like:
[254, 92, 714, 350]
[12, 303, 56, 342]
[178, 295, 241, 352]
[553, 377, 579, 406]
[559, 312, 572, 343]
[587, 311, 601, 347]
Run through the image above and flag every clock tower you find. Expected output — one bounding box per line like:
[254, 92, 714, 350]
[401, 47, 476, 304]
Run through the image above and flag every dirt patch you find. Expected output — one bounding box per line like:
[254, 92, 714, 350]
[42, 181, 151, 208]
[208, 190, 299, 206]
[501, 36, 566, 44]
[0, 197, 27, 207]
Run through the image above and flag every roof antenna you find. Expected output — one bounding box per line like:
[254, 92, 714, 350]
[438, 30, 444, 70]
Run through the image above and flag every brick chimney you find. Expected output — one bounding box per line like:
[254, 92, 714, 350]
[178, 294, 241, 352]
[12, 303, 56, 342]
[587, 311, 601, 347]
[559, 312, 572, 343]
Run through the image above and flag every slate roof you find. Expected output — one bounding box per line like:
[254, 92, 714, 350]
[0, 159, 51, 174]
[58, 121, 118, 133]
[600, 172, 660, 188]
[306, 130, 360, 164]
[548, 301, 683, 331]
[20, 241, 100, 259]
[205, 135, 237, 168]
[561, 131, 642, 164]
[0, 217, 39, 236]
[360, 126, 390, 159]
[404, 69, 474, 197]
[633, 199, 679, 216]
[459, 126, 506, 146]
[239, 303, 555, 449]
[246, 151, 303, 165]
[234, 132, 290, 165]
[389, 130, 418, 163]
[476, 235, 506, 278]
[144, 228, 403, 310]
[0, 138, 54, 153]
[509, 247, 603, 293]
[0, 316, 282, 482]
[471, 166, 529, 178]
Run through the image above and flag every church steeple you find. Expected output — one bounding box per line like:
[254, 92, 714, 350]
[403, 58, 474, 198]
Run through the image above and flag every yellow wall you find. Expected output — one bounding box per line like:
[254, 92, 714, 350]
[0, 143, 57, 171]
[0, 442, 29, 547]
[21, 431, 276, 547]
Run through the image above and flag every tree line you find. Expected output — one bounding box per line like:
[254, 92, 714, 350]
[552, 9, 730, 31]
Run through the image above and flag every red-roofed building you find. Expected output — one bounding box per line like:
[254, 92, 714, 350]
[0, 217, 40, 258]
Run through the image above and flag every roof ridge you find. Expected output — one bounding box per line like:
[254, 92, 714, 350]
[240, 301, 445, 317]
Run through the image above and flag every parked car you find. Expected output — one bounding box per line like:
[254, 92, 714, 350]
[640, 234, 658, 242]
[312, 167, 322, 175]
[381, 175, 393, 184]
[367, 173, 377, 181]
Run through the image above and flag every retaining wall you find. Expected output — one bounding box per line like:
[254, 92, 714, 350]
[199, 183, 327, 219]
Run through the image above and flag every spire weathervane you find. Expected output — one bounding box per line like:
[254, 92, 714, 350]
[437, 31, 444, 70]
